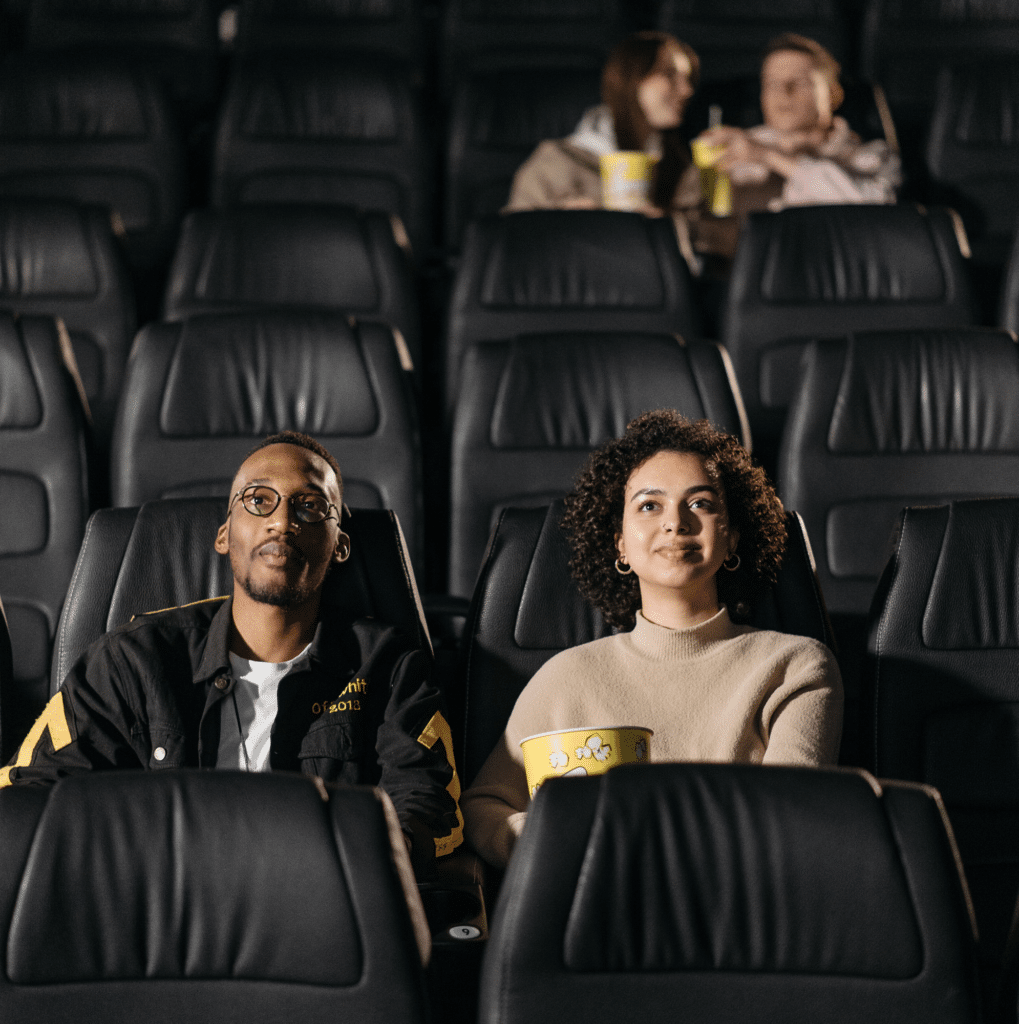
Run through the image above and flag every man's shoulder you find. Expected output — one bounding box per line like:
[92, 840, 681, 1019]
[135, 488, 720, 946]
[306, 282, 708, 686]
[95, 596, 230, 658]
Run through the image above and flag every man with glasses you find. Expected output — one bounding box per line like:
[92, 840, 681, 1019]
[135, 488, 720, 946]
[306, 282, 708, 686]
[1, 431, 464, 870]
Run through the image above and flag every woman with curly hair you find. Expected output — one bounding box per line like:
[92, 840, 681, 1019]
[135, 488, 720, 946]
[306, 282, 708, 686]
[462, 410, 842, 869]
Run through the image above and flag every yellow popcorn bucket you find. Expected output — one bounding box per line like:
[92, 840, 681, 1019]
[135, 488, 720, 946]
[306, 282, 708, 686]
[689, 137, 732, 217]
[520, 726, 652, 799]
[599, 152, 657, 211]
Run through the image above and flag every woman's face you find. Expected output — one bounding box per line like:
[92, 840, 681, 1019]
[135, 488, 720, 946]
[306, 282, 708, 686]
[760, 49, 831, 133]
[637, 49, 694, 131]
[615, 450, 738, 608]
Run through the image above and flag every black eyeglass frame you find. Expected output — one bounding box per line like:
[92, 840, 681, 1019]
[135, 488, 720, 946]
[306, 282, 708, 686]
[228, 484, 341, 525]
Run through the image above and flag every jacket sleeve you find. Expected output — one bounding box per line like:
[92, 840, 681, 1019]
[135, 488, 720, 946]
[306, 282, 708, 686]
[0, 637, 146, 787]
[374, 645, 465, 868]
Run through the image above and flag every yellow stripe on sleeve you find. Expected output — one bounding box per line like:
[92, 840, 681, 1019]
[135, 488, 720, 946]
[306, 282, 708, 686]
[0, 692, 73, 788]
[416, 711, 465, 857]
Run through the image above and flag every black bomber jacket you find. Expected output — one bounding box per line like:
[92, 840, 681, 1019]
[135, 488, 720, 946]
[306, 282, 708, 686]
[1, 595, 464, 866]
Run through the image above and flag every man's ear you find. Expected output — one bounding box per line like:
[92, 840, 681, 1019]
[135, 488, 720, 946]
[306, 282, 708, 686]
[334, 530, 351, 564]
[214, 521, 229, 555]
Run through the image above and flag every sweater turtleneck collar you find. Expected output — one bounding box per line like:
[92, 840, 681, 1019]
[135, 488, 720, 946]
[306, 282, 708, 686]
[629, 606, 738, 660]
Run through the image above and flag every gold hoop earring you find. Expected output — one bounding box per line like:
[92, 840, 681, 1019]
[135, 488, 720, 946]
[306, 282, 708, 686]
[615, 558, 633, 575]
[723, 553, 741, 572]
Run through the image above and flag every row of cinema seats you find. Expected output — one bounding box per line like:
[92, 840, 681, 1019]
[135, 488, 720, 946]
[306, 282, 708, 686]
[4, 197, 1019, 753]
[5, 490, 1019, 1021]
[0, 0, 1018, 270]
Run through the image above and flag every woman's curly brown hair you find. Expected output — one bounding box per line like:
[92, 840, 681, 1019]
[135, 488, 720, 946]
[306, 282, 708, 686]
[561, 410, 787, 630]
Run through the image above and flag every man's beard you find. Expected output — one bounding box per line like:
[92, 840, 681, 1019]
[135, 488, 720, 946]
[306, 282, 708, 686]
[239, 571, 317, 608]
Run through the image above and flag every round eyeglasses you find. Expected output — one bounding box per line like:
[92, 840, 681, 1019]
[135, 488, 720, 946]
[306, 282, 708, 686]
[230, 485, 338, 524]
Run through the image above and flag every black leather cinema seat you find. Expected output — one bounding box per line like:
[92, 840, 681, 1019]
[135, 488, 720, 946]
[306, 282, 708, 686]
[0, 598, 13, 751]
[24, 0, 221, 120]
[211, 55, 432, 254]
[456, 501, 833, 786]
[0, 312, 88, 761]
[724, 204, 976, 465]
[50, 498, 428, 695]
[0, 770, 430, 1024]
[440, 0, 625, 92]
[110, 312, 423, 570]
[448, 332, 748, 598]
[481, 763, 980, 1024]
[927, 62, 1019, 273]
[163, 206, 422, 371]
[779, 328, 1019, 623]
[446, 211, 700, 417]
[868, 498, 1019, 1007]
[0, 199, 135, 455]
[444, 63, 600, 248]
[0, 55, 186, 282]
[234, 0, 426, 68]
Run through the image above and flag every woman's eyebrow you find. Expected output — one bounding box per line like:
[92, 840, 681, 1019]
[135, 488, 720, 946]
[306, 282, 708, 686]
[629, 484, 719, 501]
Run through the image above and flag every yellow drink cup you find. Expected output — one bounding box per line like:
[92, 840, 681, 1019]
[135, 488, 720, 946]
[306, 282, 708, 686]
[520, 726, 652, 799]
[690, 137, 733, 217]
[599, 152, 656, 211]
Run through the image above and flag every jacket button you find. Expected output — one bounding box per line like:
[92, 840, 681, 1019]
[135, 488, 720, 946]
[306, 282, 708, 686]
[215, 676, 230, 691]
[153, 747, 166, 761]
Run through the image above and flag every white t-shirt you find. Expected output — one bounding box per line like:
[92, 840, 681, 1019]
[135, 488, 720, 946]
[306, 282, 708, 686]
[216, 643, 312, 771]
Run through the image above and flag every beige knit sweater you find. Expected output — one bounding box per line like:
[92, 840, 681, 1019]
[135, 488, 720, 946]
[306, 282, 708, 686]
[462, 606, 843, 868]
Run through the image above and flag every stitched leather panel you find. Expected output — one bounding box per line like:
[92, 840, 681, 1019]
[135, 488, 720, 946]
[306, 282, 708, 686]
[0, 323, 42, 426]
[8, 772, 362, 984]
[759, 206, 946, 303]
[923, 498, 1019, 649]
[480, 212, 665, 308]
[159, 314, 379, 437]
[0, 63, 146, 137]
[489, 334, 702, 448]
[0, 473, 45, 554]
[828, 331, 1019, 453]
[239, 63, 400, 140]
[187, 210, 380, 309]
[0, 202, 97, 297]
[564, 767, 922, 977]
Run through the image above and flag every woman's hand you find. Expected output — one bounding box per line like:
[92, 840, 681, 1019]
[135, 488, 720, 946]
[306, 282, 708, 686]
[559, 196, 599, 210]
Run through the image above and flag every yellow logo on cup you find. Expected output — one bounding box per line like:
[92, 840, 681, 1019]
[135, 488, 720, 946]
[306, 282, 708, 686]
[520, 726, 652, 799]
[599, 152, 656, 211]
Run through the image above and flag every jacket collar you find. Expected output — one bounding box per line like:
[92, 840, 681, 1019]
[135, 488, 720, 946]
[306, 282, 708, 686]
[193, 592, 347, 684]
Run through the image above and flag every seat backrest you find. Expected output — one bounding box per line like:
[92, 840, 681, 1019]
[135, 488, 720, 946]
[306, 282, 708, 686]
[724, 204, 976, 459]
[110, 311, 423, 569]
[861, 0, 1019, 139]
[440, 0, 626, 92]
[0, 312, 88, 759]
[779, 328, 1019, 620]
[234, 0, 426, 67]
[210, 55, 432, 254]
[0, 55, 186, 279]
[926, 61, 1019, 260]
[0, 598, 13, 747]
[0, 770, 429, 1024]
[482, 762, 979, 1024]
[448, 332, 748, 598]
[162, 205, 421, 371]
[444, 63, 601, 249]
[0, 199, 134, 453]
[656, 0, 847, 81]
[868, 497, 1019, 1005]
[51, 498, 428, 694]
[24, 0, 220, 116]
[457, 500, 833, 785]
[1001, 229, 1019, 333]
[446, 211, 700, 417]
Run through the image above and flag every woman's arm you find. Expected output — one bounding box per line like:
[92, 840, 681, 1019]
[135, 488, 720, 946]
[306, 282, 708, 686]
[461, 735, 530, 869]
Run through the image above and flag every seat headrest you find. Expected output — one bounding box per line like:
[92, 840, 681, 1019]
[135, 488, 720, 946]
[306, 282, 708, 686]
[752, 205, 951, 304]
[7, 771, 367, 985]
[159, 313, 380, 436]
[827, 330, 1019, 454]
[558, 765, 923, 978]
[0, 200, 99, 297]
[480, 211, 667, 309]
[486, 333, 708, 449]
[0, 312, 41, 427]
